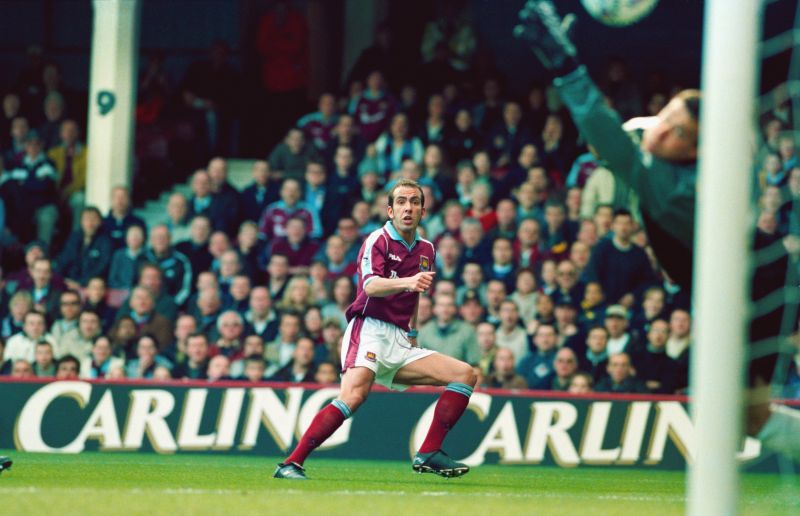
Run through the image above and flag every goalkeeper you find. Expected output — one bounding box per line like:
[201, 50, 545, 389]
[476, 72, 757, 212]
[515, 0, 799, 460]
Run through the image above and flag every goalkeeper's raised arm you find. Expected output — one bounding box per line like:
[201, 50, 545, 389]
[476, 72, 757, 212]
[515, 0, 699, 290]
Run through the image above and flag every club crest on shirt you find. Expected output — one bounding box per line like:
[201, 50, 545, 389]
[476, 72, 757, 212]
[365, 351, 377, 362]
[419, 256, 430, 272]
[389, 270, 398, 279]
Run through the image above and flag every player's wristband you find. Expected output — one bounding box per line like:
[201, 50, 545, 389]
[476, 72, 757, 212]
[407, 329, 418, 338]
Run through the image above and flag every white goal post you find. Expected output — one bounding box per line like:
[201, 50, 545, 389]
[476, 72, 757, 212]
[688, 0, 761, 515]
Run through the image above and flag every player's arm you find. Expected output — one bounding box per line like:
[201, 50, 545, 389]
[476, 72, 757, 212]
[364, 271, 435, 297]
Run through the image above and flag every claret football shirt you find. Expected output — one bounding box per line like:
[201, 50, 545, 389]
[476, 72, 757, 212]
[345, 221, 436, 331]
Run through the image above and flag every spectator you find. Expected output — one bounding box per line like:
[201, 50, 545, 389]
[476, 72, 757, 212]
[25, 258, 62, 320]
[474, 321, 498, 377]
[349, 70, 396, 143]
[126, 287, 173, 350]
[5, 311, 55, 363]
[5, 240, 66, 294]
[162, 313, 198, 364]
[510, 269, 538, 324]
[145, 224, 193, 307]
[244, 286, 279, 343]
[552, 259, 583, 309]
[266, 216, 320, 276]
[55, 354, 80, 380]
[517, 323, 558, 390]
[207, 157, 242, 236]
[268, 128, 319, 182]
[32, 341, 56, 377]
[230, 335, 266, 378]
[80, 335, 123, 379]
[513, 217, 543, 270]
[459, 217, 490, 266]
[270, 336, 317, 383]
[495, 299, 529, 367]
[265, 312, 302, 376]
[58, 310, 102, 360]
[586, 209, 655, 306]
[240, 160, 279, 223]
[325, 114, 366, 165]
[484, 348, 528, 389]
[483, 237, 516, 293]
[484, 279, 507, 326]
[631, 318, 677, 394]
[57, 206, 113, 288]
[297, 93, 338, 151]
[321, 276, 355, 329]
[374, 113, 424, 179]
[206, 355, 232, 382]
[187, 170, 225, 230]
[108, 224, 148, 290]
[47, 119, 86, 226]
[666, 308, 692, 362]
[172, 332, 210, 380]
[486, 101, 533, 168]
[277, 275, 315, 315]
[266, 253, 291, 301]
[595, 352, 648, 393]
[577, 281, 606, 331]
[10, 358, 34, 378]
[50, 290, 82, 343]
[550, 347, 578, 391]
[541, 199, 576, 257]
[456, 262, 486, 306]
[211, 310, 244, 360]
[319, 318, 343, 365]
[579, 326, 611, 384]
[126, 334, 172, 379]
[102, 186, 146, 251]
[164, 193, 191, 243]
[1, 291, 32, 339]
[6, 130, 58, 244]
[175, 215, 214, 285]
[259, 177, 319, 240]
[117, 264, 178, 323]
[240, 355, 268, 383]
[630, 286, 667, 340]
[419, 293, 478, 364]
[553, 297, 580, 349]
[314, 361, 338, 384]
[109, 315, 138, 358]
[190, 287, 223, 337]
[603, 304, 638, 355]
[225, 274, 251, 314]
[568, 372, 594, 394]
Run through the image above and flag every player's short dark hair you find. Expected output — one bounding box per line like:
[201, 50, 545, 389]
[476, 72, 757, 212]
[388, 179, 425, 208]
[675, 89, 701, 122]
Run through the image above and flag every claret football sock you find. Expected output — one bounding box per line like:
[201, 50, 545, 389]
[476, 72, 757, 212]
[418, 382, 473, 454]
[285, 400, 352, 466]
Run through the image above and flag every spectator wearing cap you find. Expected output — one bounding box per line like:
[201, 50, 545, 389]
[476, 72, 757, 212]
[517, 323, 558, 390]
[101, 186, 145, 251]
[240, 160, 280, 223]
[604, 304, 639, 356]
[495, 299, 529, 368]
[4, 129, 58, 244]
[419, 293, 479, 364]
[595, 352, 648, 394]
[57, 206, 113, 288]
[585, 208, 656, 307]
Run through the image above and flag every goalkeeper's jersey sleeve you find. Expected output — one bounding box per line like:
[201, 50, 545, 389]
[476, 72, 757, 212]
[554, 66, 696, 247]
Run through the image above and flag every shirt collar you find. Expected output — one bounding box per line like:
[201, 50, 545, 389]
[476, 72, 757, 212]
[383, 221, 421, 251]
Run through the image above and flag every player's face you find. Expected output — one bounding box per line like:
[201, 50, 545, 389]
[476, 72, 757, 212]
[641, 98, 698, 163]
[388, 186, 426, 234]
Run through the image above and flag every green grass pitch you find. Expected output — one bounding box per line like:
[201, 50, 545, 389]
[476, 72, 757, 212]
[0, 450, 796, 515]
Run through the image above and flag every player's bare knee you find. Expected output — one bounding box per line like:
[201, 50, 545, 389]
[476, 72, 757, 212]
[455, 362, 477, 388]
[340, 390, 369, 412]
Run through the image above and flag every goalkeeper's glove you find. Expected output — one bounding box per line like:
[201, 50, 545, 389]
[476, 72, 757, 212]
[513, 0, 580, 76]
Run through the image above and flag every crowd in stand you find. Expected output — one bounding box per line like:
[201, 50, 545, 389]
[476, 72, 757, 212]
[1, 11, 798, 397]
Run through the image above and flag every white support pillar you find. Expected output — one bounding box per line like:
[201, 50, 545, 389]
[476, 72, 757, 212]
[85, 0, 141, 214]
[688, 0, 760, 515]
